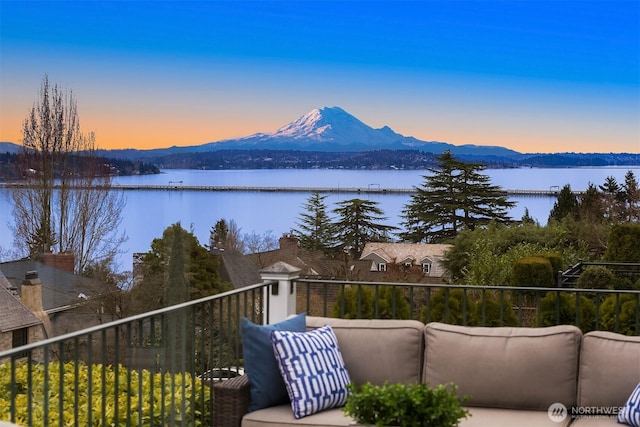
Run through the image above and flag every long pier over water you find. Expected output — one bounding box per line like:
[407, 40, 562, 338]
[107, 183, 567, 196]
[0, 182, 575, 196]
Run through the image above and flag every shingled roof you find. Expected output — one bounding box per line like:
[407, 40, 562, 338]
[0, 270, 42, 333]
[212, 248, 261, 289]
[360, 242, 452, 278]
[0, 259, 96, 311]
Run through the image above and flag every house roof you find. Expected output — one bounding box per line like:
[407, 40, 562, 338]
[0, 270, 43, 333]
[245, 242, 374, 282]
[0, 259, 97, 311]
[360, 242, 452, 278]
[212, 249, 261, 289]
[360, 242, 452, 263]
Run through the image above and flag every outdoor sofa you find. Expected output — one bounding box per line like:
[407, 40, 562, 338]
[213, 315, 640, 427]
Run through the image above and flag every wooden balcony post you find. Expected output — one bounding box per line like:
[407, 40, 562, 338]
[259, 262, 301, 324]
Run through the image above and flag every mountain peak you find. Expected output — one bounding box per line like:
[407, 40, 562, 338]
[270, 106, 361, 141]
[195, 105, 519, 156]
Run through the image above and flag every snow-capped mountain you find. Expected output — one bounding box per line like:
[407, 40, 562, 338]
[196, 106, 517, 156]
[85, 106, 519, 159]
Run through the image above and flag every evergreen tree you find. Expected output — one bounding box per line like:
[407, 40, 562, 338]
[294, 192, 338, 253]
[333, 198, 396, 256]
[209, 218, 244, 252]
[603, 223, 640, 262]
[164, 223, 190, 306]
[548, 184, 579, 223]
[622, 170, 640, 222]
[399, 150, 514, 243]
[600, 176, 626, 221]
[163, 223, 192, 375]
[578, 183, 604, 222]
[521, 208, 537, 225]
[131, 223, 229, 313]
[209, 219, 229, 249]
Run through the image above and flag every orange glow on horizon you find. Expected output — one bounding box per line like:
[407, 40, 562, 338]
[2, 110, 638, 154]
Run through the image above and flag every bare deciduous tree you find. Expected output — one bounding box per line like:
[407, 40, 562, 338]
[11, 75, 127, 272]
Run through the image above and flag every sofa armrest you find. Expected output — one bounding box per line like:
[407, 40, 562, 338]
[212, 374, 250, 427]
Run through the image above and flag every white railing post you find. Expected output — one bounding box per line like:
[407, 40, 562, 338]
[259, 261, 301, 324]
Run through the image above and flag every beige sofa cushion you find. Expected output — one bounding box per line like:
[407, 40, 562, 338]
[568, 416, 620, 426]
[423, 322, 582, 411]
[242, 405, 351, 427]
[306, 316, 424, 386]
[459, 407, 572, 427]
[577, 331, 640, 408]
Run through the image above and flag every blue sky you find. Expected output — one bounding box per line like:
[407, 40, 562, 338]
[1, 1, 638, 153]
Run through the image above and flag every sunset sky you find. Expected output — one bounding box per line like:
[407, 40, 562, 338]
[1, 1, 638, 153]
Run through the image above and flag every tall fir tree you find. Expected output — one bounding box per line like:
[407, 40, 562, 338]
[622, 171, 640, 222]
[399, 150, 514, 243]
[163, 222, 191, 375]
[294, 192, 338, 253]
[578, 183, 604, 222]
[333, 198, 396, 256]
[548, 184, 579, 223]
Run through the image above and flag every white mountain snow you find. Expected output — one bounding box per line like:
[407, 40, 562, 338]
[97, 106, 520, 156]
[205, 106, 459, 152]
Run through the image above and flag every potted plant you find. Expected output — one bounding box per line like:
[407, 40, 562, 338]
[342, 382, 469, 427]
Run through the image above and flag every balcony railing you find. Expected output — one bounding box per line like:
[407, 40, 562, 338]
[1, 264, 639, 426]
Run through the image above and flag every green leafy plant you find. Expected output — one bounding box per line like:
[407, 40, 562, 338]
[343, 382, 469, 427]
[0, 361, 211, 427]
[536, 291, 596, 332]
[599, 294, 640, 336]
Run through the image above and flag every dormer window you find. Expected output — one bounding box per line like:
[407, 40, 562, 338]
[422, 263, 431, 274]
[378, 263, 387, 272]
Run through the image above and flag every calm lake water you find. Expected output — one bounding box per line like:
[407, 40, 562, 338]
[1, 167, 638, 271]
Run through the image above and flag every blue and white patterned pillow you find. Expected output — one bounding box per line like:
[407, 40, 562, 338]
[619, 382, 640, 427]
[270, 325, 351, 419]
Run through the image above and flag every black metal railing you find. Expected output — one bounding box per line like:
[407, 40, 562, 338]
[295, 279, 640, 333]
[1, 278, 639, 426]
[0, 282, 270, 427]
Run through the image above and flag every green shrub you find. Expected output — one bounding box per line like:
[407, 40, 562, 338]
[536, 292, 596, 333]
[422, 289, 471, 325]
[333, 285, 410, 319]
[604, 223, 640, 262]
[376, 286, 411, 319]
[534, 252, 563, 275]
[343, 382, 469, 427]
[511, 256, 554, 288]
[333, 285, 375, 319]
[471, 295, 518, 327]
[576, 266, 615, 290]
[0, 361, 211, 427]
[599, 294, 640, 336]
[422, 289, 518, 327]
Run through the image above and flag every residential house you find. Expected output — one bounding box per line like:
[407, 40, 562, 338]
[0, 270, 46, 352]
[359, 242, 451, 282]
[0, 253, 100, 336]
[246, 234, 371, 280]
[211, 248, 261, 290]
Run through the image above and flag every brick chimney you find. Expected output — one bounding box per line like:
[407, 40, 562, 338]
[21, 271, 52, 337]
[40, 251, 75, 273]
[279, 233, 298, 256]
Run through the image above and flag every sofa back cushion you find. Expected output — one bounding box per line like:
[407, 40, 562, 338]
[306, 316, 424, 386]
[423, 322, 582, 411]
[578, 331, 640, 408]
